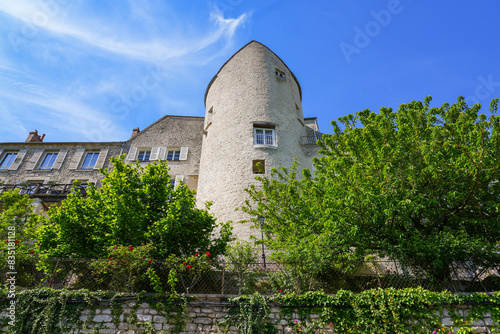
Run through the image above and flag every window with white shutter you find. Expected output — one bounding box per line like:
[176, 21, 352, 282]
[52, 149, 68, 170]
[25, 149, 44, 170]
[174, 175, 184, 188]
[150, 147, 160, 161]
[158, 147, 167, 160]
[179, 147, 188, 160]
[127, 147, 137, 160]
[94, 149, 108, 169]
[68, 148, 85, 170]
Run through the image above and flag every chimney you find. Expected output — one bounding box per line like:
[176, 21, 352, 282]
[25, 130, 45, 143]
[130, 127, 140, 138]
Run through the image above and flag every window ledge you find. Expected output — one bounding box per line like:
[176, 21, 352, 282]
[253, 144, 278, 149]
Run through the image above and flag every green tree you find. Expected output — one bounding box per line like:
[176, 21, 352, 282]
[0, 190, 40, 286]
[243, 162, 357, 292]
[36, 157, 232, 260]
[245, 96, 500, 285]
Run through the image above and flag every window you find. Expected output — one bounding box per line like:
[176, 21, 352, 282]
[275, 68, 286, 80]
[80, 152, 99, 169]
[138, 150, 151, 161]
[69, 148, 107, 170]
[254, 128, 276, 146]
[39, 152, 58, 170]
[0, 152, 17, 169]
[167, 150, 180, 161]
[253, 160, 265, 174]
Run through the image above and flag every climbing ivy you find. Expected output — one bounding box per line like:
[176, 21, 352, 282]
[227, 289, 500, 334]
[226, 293, 278, 334]
[2, 288, 500, 333]
[0, 288, 189, 334]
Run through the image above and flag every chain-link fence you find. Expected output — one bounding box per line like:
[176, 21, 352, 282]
[4, 256, 500, 294]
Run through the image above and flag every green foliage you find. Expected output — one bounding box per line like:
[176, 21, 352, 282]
[318, 96, 500, 282]
[0, 190, 40, 286]
[244, 97, 500, 284]
[225, 241, 260, 294]
[271, 289, 500, 333]
[242, 162, 358, 292]
[36, 156, 232, 261]
[0, 287, 189, 334]
[85, 244, 155, 292]
[226, 292, 278, 334]
[165, 251, 213, 293]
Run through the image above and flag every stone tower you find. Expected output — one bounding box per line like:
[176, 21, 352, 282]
[196, 41, 319, 239]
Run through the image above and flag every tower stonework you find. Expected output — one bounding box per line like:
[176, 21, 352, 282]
[0, 41, 320, 240]
[197, 41, 320, 239]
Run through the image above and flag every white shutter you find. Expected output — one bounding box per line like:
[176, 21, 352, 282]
[68, 148, 85, 170]
[52, 149, 68, 170]
[174, 175, 184, 188]
[150, 147, 160, 161]
[127, 147, 137, 160]
[9, 149, 28, 170]
[25, 149, 44, 170]
[94, 148, 109, 169]
[158, 147, 167, 160]
[179, 147, 188, 160]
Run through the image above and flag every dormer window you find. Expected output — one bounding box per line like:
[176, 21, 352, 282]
[39, 152, 58, 170]
[0, 152, 17, 169]
[137, 150, 151, 161]
[167, 150, 181, 161]
[80, 152, 100, 169]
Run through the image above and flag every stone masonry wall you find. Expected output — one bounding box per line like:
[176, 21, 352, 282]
[2, 295, 496, 334]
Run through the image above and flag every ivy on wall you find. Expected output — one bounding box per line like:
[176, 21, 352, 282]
[1, 287, 500, 333]
[0, 288, 188, 334]
[227, 288, 500, 334]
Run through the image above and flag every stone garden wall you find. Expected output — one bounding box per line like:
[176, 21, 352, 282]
[2, 294, 497, 334]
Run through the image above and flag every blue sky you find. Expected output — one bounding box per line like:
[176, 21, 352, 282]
[0, 0, 499, 142]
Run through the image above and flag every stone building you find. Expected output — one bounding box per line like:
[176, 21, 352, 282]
[0, 41, 321, 238]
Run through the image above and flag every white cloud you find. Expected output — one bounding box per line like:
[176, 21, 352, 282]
[0, 1, 250, 142]
[0, 0, 249, 63]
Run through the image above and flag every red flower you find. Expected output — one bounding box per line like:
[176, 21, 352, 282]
[129, 246, 133, 251]
[195, 253, 198, 256]
[4, 240, 8, 243]
[386, 270, 390, 273]
[109, 258, 112, 261]
[110, 261, 114, 264]
[14, 240, 19, 244]
[279, 289, 283, 293]
[205, 251, 211, 257]
[186, 265, 193, 269]
[148, 260, 152, 264]
[183, 262, 186, 266]
[37, 243, 40, 246]
[142, 257, 146, 260]
[113, 246, 118, 249]
[30, 251, 34, 254]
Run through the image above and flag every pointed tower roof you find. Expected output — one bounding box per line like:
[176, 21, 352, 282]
[204, 40, 302, 105]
